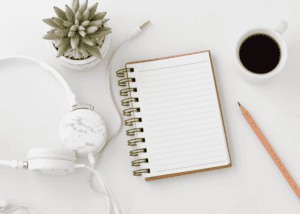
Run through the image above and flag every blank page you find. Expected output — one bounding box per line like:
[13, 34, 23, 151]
[126, 51, 231, 180]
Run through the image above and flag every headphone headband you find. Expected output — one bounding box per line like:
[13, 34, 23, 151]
[0, 55, 78, 107]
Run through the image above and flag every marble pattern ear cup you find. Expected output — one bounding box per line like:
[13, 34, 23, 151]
[27, 148, 76, 162]
[27, 148, 77, 175]
[59, 109, 107, 157]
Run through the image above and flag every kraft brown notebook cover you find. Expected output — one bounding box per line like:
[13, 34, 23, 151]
[117, 50, 231, 181]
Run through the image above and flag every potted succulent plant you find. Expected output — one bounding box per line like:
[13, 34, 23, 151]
[42, 0, 112, 70]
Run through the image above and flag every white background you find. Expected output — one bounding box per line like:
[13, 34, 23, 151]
[0, 0, 300, 213]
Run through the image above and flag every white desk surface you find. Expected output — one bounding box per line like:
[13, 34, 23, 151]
[0, 0, 300, 213]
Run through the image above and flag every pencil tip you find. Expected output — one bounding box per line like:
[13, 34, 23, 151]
[237, 102, 241, 106]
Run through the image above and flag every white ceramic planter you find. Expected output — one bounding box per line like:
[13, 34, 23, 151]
[47, 25, 111, 71]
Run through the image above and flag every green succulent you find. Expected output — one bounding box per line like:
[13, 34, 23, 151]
[42, 0, 111, 59]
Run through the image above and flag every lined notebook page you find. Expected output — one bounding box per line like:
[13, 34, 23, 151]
[126, 51, 231, 179]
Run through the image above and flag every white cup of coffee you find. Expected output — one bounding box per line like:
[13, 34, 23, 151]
[234, 20, 288, 84]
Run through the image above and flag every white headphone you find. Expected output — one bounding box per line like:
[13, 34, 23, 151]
[0, 56, 107, 174]
[0, 21, 151, 214]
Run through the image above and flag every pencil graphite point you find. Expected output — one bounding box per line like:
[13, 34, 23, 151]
[237, 102, 241, 106]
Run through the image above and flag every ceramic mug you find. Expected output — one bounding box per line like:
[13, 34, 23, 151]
[234, 20, 288, 84]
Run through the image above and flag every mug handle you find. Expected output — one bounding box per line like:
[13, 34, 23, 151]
[274, 20, 288, 35]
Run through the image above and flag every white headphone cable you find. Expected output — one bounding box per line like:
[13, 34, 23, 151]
[86, 21, 151, 214]
[0, 201, 36, 214]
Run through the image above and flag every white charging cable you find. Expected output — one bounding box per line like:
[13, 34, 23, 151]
[85, 21, 151, 214]
[106, 20, 151, 144]
[0, 201, 36, 214]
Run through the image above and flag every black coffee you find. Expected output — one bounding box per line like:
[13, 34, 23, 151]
[239, 33, 281, 74]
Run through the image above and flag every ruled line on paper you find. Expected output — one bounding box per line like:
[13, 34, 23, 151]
[154, 149, 224, 161]
[148, 110, 215, 122]
[143, 79, 210, 88]
[155, 155, 225, 167]
[146, 101, 210, 111]
[146, 105, 215, 116]
[149, 116, 217, 127]
[144, 90, 212, 100]
[140, 73, 209, 83]
[151, 132, 221, 144]
[145, 96, 214, 105]
[156, 161, 226, 172]
[151, 121, 219, 133]
[142, 85, 211, 94]
[153, 144, 222, 155]
[139, 61, 207, 72]
[140, 67, 208, 77]
[151, 127, 219, 138]
[153, 138, 220, 149]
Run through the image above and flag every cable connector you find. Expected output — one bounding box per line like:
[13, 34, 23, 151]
[127, 21, 151, 40]
[88, 153, 95, 168]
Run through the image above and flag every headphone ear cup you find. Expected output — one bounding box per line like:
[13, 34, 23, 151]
[27, 148, 77, 175]
[59, 109, 107, 157]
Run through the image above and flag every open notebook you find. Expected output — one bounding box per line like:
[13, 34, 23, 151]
[116, 50, 231, 181]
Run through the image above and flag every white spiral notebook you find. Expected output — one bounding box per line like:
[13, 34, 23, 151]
[117, 50, 231, 181]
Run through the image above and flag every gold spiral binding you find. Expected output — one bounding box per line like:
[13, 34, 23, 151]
[121, 97, 139, 106]
[126, 128, 143, 136]
[116, 67, 150, 177]
[123, 108, 140, 116]
[124, 118, 142, 126]
[130, 148, 147, 156]
[120, 88, 137, 96]
[133, 169, 150, 176]
[128, 138, 145, 146]
[118, 77, 136, 86]
[132, 158, 148, 166]
[116, 68, 134, 77]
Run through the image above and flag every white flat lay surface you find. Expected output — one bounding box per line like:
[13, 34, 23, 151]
[0, 0, 300, 213]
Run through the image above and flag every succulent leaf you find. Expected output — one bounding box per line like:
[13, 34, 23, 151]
[86, 26, 98, 34]
[92, 12, 106, 21]
[81, 20, 90, 27]
[84, 44, 102, 59]
[78, 0, 88, 13]
[54, 6, 67, 20]
[57, 37, 69, 47]
[47, 29, 57, 34]
[89, 30, 111, 39]
[81, 9, 90, 21]
[78, 26, 85, 31]
[70, 25, 77, 31]
[52, 17, 65, 28]
[43, 33, 62, 40]
[72, 0, 80, 14]
[65, 5, 75, 23]
[75, 10, 82, 20]
[43, 18, 63, 29]
[57, 43, 70, 57]
[99, 27, 111, 31]
[63, 20, 73, 27]
[102, 19, 109, 24]
[79, 31, 86, 37]
[55, 29, 69, 37]
[68, 31, 76, 37]
[89, 20, 102, 26]
[71, 0, 76, 8]
[88, 3, 98, 20]
[81, 37, 94, 46]
[71, 34, 80, 49]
